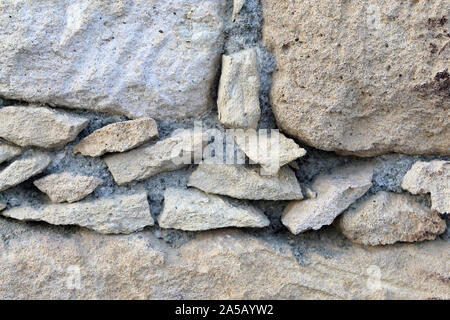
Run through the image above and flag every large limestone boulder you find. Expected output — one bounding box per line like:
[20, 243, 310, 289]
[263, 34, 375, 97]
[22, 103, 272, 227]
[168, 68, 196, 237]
[262, 0, 450, 156]
[0, 0, 226, 119]
[0, 222, 448, 299]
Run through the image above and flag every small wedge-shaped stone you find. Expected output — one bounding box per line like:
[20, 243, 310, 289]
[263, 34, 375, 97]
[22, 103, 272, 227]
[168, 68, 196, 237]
[402, 160, 449, 214]
[159, 188, 270, 231]
[1, 193, 153, 234]
[0, 203, 5, 211]
[282, 163, 373, 234]
[218, 49, 260, 129]
[105, 129, 208, 185]
[232, 0, 246, 21]
[0, 106, 89, 148]
[0, 152, 53, 192]
[73, 118, 159, 157]
[234, 130, 306, 175]
[0, 141, 21, 164]
[34, 173, 103, 203]
[188, 164, 302, 200]
[336, 192, 447, 246]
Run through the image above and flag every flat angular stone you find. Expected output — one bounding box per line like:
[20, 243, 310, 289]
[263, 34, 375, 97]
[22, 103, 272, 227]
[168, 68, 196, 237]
[0, 0, 226, 120]
[159, 188, 270, 231]
[0, 203, 5, 211]
[188, 164, 303, 200]
[33, 173, 104, 203]
[0, 106, 89, 148]
[1, 193, 153, 234]
[402, 160, 449, 214]
[0, 142, 21, 165]
[282, 163, 373, 234]
[262, 0, 449, 156]
[336, 191, 447, 246]
[234, 129, 306, 175]
[232, 0, 246, 21]
[218, 49, 261, 129]
[105, 129, 208, 185]
[0, 152, 53, 192]
[74, 118, 158, 157]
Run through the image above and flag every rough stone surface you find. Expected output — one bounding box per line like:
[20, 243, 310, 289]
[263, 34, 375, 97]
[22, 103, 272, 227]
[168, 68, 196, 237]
[0, 106, 89, 148]
[0, 142, 21, 165]
[73, 118, 159, 157]
[282, 163, 374, 234]
[402, 160, 449, 214]
[1, 193, 153, 234]
[105, 129, 208, 185]
[0, 224, 448, 299]
[232, 0, 246, 21]
[0, 203, 5, 211]
[218, 48, 261, 129]
[262, 0, 450, 156]
[159, 187, 270, 231]
[336, 191, 447, 246]
[188, 164, 303, 200]
[33, 173, 104, 203]
[0, 0, 226, 120]
[0, 152, 53, 192]
[234, 129, 306, 174]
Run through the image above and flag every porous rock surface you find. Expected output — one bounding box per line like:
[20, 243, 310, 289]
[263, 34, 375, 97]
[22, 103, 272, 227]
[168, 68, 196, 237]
[282, 163, 374, 234]
[262, 0, 450, 156]
[0, 151, 53, 192]
[0, 106, 89, 149]
[33, 173, 104, 203]
[402, 160, 449, 214]
[73, 118, 158, 157]
[1, 193, 153, 234]
[188, 164, 303, 200]
[158, 187, 270, 231]
[0, 223, 448, 299]
[105, 129, 209, 185]
[336, 191, 447, 246]
[0, 0, 226, 119]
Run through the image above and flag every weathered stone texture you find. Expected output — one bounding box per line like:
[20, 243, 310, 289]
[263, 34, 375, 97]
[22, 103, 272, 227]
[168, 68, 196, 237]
[262, 0, 450, 156]
[105, 129, 208, 185]
[0, 152, 53, 192]
[0, 106, 89, 149]
[402, 160, 449, 214]
[188, 164, 303, 200]
[0, 0, 226, 119]
[0, 142, 21, 165]
[1, 193, 153, 234]
[73, 118, 158, 157]
[218, 48, 261, 129]
[336, 191, 447, 246]
[33, 173, 104, 203]
[158, 188, 270, 231]
[282, 163, 373, 234]
[0, 225, 448, 299]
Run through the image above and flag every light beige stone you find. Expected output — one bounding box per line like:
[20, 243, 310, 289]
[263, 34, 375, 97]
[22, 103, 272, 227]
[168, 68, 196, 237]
[234, 129, 306, 175]
[218, 49, 261, 129]
[0, 141, 21, 164]
[159, 187, 269, 231]
[1, 193, 153, 234]
[0, 203, 5, 211]
[336, 191, 447, 246]
[232, 0, 246, 21]
[282, 163, 374, 234]
[188, 164, 303, 200]
[0, 224, 448, 299]
[33, 173, 103, 203]
[0, 152, 53, 192]
[73, 118, 159, 157]
[402, 160, 449, 214]
[0, 0, 226, 120]
[262, 0, 450, 156]
[0, 106, 89, 148]
[105, 129, 209, 185]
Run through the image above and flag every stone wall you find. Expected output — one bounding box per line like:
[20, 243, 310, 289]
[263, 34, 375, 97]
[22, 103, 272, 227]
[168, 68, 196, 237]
[0, 0, 448, 299]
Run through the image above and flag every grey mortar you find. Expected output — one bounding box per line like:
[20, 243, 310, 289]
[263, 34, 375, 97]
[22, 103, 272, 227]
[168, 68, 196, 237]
[0, 0, 448, 251]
